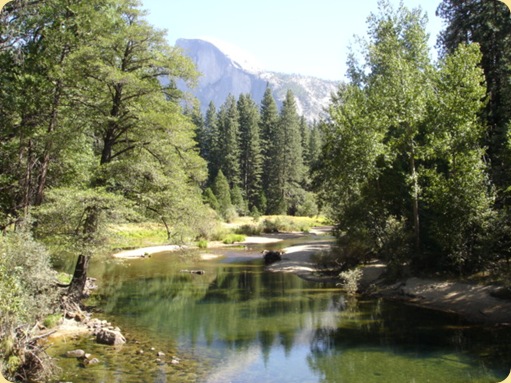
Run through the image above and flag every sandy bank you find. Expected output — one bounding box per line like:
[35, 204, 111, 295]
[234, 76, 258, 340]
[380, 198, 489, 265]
[112, 245, 182, 258]
[375, 276, 511, 324]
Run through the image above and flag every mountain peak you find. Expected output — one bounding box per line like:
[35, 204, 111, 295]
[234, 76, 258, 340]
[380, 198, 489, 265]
[176, 38, 339, 121]
[198, 38, 263, 74]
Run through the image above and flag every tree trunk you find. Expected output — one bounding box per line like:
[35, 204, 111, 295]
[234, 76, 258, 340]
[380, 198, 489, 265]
[67, 254, 90, 301]
[409, 152, 420, 253]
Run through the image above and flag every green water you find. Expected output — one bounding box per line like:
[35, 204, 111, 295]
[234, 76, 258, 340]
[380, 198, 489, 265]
[50, 241, 511, 383]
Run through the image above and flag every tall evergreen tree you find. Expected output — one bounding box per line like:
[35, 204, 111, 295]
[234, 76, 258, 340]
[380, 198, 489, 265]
[300, 116, 311, 173]
[212, 170, 232, 220]
[279, 90, 305, 214]
[204, 101, 221, 183]
[307, 122, 323, 168]
[218, 95, 241, 187]
[259, 84, 279, 206]
[237, 94, 263, 211]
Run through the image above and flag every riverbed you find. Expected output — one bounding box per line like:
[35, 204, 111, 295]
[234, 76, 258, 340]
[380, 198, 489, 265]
[48, 234, 511, 382]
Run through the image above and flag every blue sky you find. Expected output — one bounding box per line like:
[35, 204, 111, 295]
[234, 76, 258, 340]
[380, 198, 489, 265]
[140, 0, 445, 81]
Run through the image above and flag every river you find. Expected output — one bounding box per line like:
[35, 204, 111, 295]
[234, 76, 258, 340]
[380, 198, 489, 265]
[49, 235, 511, 383]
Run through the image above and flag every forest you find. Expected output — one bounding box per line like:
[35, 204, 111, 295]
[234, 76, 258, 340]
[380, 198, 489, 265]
[0, 0, 510, 381]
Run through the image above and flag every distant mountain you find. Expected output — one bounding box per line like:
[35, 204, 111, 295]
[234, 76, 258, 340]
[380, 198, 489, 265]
[175, 38, 339, 121]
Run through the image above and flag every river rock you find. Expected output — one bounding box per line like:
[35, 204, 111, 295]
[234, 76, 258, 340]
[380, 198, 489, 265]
[96, 328, 126, 345]
[83, 357, 100, 367]
[157, 351, 165, 357]
[66, 349, 86, 358]
[262, 250, 282, 265]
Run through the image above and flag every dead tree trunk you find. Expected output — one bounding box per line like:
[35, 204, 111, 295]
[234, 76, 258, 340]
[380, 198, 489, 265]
[67, 205, 99, 302]
[67, 254, 90, 301]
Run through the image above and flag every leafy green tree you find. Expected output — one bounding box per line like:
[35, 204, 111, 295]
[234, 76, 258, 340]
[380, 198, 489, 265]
[0, 0, 100, 227]
[422, 43, 493, 271]
[237, 94, 263, 210]
[437, 0, 511, 197]
[364, 2, 434, 252]
[68, 0, 197, 168]
[316, 1, 493, 272]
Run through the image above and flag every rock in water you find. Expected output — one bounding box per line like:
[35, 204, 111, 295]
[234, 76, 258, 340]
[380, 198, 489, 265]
[66, 349, 86, 358]
[262, 250, 282, 265]
[96, 329, 126, 345]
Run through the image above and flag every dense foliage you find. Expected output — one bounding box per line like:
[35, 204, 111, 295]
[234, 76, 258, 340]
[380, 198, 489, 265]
[314, 0, 509, 275]
[194, 88, 323, 218]
[0, 0, 208, 379]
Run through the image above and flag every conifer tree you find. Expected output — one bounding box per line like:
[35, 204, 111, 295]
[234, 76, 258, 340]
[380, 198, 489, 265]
[218, 95, 241, 187]
[212, 170, 232, 219]
[259, 84, 279, 207]
[299, 116, 310, 171]
[307, 122, 323, 168]
[237, 94, 263, 211]
[204, 101, 221, 183]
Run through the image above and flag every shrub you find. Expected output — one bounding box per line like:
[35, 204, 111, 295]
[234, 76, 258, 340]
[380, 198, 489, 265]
[0, 224, 59, 381]
[197, 239, 208, 249]
[338, 268, 363, 296]
[43, 314, 62, 329]
[222, 234, 246, 244]
[235, 224, 262, 236]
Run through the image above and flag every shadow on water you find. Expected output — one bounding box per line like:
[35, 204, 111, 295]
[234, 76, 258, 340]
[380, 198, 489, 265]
[49, 240, 511, 383]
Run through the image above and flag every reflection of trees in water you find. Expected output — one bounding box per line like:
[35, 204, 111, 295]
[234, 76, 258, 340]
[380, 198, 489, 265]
[93, 259, 344, 355]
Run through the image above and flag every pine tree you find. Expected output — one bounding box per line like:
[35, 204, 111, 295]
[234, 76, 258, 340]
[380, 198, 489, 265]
[218, 95, 241, 187]
[204, 101, 221, 183]
[237, 94, 263, 211]
[299, 116, 310, 170]
[307, 122, 323, 168]
[259, 84, 279, 207]
[212, 170, 233, 220]
[279, 90, 305, 214]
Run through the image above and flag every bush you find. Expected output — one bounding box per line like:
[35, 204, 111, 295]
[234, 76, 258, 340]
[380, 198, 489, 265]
[235, 224, 262, 236]
[222, 234, 246, 244]
[261, 216, 315, 233]
[0, 224, 59, 381]
[197, 239, 208, 249]
[0, 228, 58, 331]
[338, 268, 363, 296]
[43, 314, 62, 329]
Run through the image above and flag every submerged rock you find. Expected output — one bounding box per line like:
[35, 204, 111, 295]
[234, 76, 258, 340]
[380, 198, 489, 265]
[66, 349, 85, 358]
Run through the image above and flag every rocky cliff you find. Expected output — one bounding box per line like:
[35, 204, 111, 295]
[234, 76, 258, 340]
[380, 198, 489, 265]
[176, 38, 339, 121]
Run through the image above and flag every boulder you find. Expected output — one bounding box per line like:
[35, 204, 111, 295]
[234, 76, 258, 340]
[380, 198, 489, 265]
[66, 349, 86, 358]
[96, 328, 126, 345]
[262, 250, 282, 265]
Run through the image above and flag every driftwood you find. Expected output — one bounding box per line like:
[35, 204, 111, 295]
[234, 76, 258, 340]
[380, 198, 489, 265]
[180, 269, 206, 275]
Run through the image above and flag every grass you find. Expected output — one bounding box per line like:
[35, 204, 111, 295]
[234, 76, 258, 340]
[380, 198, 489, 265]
[88, 215, 329, 255]
[231, 215, 329, 235]
[106, 222, 168, 250]
[43, 313, 62, 329]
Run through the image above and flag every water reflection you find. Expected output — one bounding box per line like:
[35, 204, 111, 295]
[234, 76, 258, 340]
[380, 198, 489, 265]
[56, 250, 510, 383]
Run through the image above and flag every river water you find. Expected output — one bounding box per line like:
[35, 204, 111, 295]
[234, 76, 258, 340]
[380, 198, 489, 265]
[49, 236, 511, 383]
